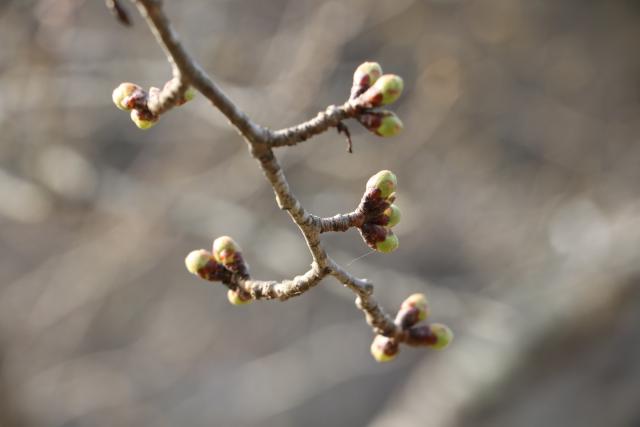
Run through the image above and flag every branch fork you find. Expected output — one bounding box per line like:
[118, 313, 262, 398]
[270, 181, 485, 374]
[109, 0, 453, 362]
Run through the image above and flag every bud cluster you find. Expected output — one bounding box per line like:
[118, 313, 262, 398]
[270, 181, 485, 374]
[349, 62, 404, 138]
[185, 235, 252, 306]
[370, 293, 453, 362]
[357, 170, 401, 253]
[111, 79, 195, 129]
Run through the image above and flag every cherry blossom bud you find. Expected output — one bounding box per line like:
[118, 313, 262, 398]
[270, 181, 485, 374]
[358, 74, 404, 107]
[130, 109, 158, 129]
[360, 224, 399, 253]
[366, 170, 397, 200]
[350, 61, 383, 100]
[406, 323, 453, 349]
[370, 335, 399, 362]
[212, 236, 241, 266]
[185, 249, 211, 275]
[184, 249, 228, 281]
[380, 204, 401, 227]
[400, 293, 428, 321]
[212, 235, 250, 278]
[227, 289, 253, 305]
[357, 110, 403, 137]
[376, 230, 399, 253]
[112, 82, 144, 111]
[395, 306, 422, 330]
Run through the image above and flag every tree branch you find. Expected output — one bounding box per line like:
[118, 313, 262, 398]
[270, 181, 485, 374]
[117, 0, 453, 360]
[268, 103, 356, 148]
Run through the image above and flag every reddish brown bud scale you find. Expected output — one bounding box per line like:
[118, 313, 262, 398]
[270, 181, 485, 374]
[405, 325, 438, 347]
[370, 204, 401, 227]
[356, 74, 404, 108]
[212, 236, 250, 279]
[112, 82, 145, 111]
[184, 249, 229, 281]
[395, 306, 422, 330]
[198, 258, 229, 281]
[370, 335, 399, 362]
[406, 324, 453, 349]
[357, 111, 403, 137]
[359, 224, 399, 253]
[360, 223, 388, 246]
[361, 189, 392, 220]
[123, 91, 148, 111]
[350, 62, 383, 100]
[400, 293, 428, 320]
[130, 108, 158, 129]
[366, 170, 397, 200]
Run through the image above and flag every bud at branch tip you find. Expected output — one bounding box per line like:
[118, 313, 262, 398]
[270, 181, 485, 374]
[213, 235, 242, 266]
[366, 170, 397, 200]
[370, 335, 399, 362]
[185, 249, 212, 275]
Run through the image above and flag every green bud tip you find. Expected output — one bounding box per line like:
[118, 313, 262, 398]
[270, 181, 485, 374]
[400, 293, 428, 321]
[227, 289, 252, 305]
[375, 229, 399, 253]
[384, 204, 401, 228]
[130, 109, 158, 129]
[351, 62, 383, 98]
[366, 170, 397, 200]
[212, 235, 242, 265]
[430, 323, 454, 350]
[370, 335, 399, 362]
[358, 111, 403, 137]
[375, 74, 404, 106]
[185, 249, 213, 275]
[112, 82, 142, 111]
[376, 112, 403, 137]
[175, 86, 197, 106]
[354, 62, 383, 85]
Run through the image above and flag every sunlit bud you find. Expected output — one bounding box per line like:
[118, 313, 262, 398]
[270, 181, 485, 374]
[350, 61, 383, 100]
[370, 335, 399, 362]
[360, 223, 399, 253]
[400, 293, 428, 321]
[382, 204, 401, 227]
[366, 170, 397, 200]
[376, 229, 399, 253]
[130, 109, 158, 129]
[112, 82, 144, 111]
[357, 111, 403, 137]
[358, 74, 404, 107]
[227, 289, 253, 305]
[406, 323, 453, 349]
[429, 323, 453, 349]
[184, 249, 228, 281]
[185, 249, 212, 275]
[212, 235, 241, 266]
[395, 306, 422, 330]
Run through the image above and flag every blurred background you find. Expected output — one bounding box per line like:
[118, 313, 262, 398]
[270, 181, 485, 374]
[1, 0, 640, 426]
